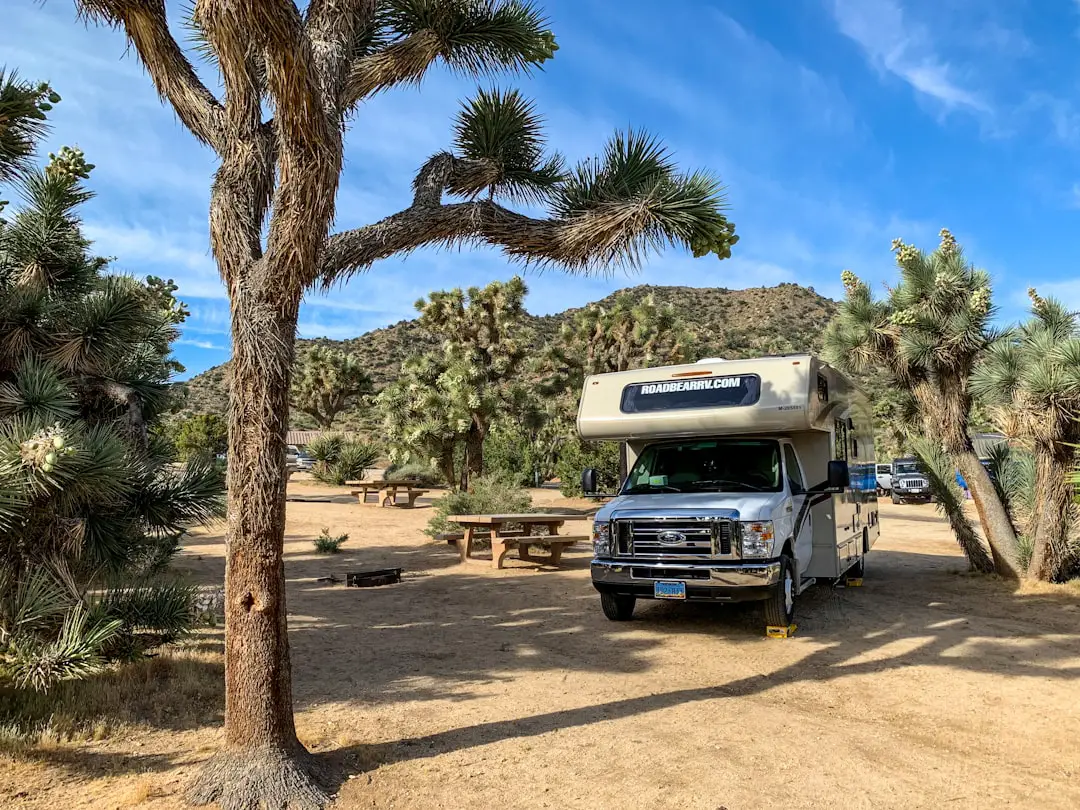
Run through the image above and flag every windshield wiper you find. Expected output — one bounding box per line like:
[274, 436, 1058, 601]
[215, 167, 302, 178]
[622, 484, 682, 494]
[684, 478, 766, 492]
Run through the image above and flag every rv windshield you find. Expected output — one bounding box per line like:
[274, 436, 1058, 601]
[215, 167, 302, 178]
[622, 439, 782, 494]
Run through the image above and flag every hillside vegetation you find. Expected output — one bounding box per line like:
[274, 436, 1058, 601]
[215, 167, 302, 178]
[179, 283, 838, 427]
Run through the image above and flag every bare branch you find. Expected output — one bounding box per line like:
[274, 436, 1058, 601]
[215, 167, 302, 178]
[77, 0, 224, 151]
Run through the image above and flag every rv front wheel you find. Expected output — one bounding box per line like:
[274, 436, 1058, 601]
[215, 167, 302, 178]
[763, 555, 795, 627]
[601, 592, 636, 621]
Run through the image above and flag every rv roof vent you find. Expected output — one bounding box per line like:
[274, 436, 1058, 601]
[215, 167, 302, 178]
[696, 357, 726, 363]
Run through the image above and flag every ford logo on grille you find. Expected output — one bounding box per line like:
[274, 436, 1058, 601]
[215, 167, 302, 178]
[657, 530, 686, 545]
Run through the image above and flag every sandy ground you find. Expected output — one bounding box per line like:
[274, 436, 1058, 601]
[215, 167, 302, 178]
[4, 479, 1080, 810]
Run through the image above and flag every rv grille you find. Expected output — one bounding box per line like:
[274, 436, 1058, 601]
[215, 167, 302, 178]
[614, 518, 734, 558]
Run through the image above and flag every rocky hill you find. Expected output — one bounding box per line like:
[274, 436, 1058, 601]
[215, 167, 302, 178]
[178, 283, 838, 425]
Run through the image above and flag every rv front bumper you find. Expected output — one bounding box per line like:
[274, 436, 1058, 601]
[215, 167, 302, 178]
[591, 559, 782, 602]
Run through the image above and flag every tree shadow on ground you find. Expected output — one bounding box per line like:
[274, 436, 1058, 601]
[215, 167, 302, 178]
[28, 521, 1080, 787]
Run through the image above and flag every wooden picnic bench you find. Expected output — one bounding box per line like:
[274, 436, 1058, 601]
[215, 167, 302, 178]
[446, 514, 590, 569]
[350, 480, 430, 508]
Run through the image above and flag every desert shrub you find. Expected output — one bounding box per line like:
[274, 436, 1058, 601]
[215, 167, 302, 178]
[310, 437, 380, 485]
[425, 473, 533, 539]
[555, 440, 621, 497]
[383, 461, 441, 487]
[484, 426, 535, 488]
[313, 528, 348, 554]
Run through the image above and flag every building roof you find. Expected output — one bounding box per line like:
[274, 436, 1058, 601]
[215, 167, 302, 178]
[286, 430, 360, 446]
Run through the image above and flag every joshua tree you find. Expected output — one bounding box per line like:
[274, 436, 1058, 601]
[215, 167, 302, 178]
[546, 290, 694, 392]
[290, 345, 372, 429]
[417, 276, 529, 484]
[824, 229, 1021, 579]
[971, 290, 1080, 581]
[67, 4, 739, 803]
[378, 352, 467, 487]
[0, 75, 223, 691]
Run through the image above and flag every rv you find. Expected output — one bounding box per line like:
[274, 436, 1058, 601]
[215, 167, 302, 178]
[577, 354, 879, 631]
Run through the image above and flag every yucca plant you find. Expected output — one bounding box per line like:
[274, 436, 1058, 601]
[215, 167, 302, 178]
[971, 291, 1080, 581]
[0, 79, 224, 694]
[982, 443, 1037, 571]
[307, 436, 380, 485]
[824, 229, 1021, 579]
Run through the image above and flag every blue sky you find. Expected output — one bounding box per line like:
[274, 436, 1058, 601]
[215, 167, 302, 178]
[4, 0, 1080, 379]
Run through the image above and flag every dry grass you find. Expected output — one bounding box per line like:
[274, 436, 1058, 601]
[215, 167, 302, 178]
[122, 777, 154, 805]
[0, 638, 222, 755]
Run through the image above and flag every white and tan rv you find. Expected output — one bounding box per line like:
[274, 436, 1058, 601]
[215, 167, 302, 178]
[578, 354, 879, 630]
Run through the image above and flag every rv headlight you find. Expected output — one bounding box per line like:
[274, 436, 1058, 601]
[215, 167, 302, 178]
[592, 522, 612, 557]
[740, 521, 775, 558]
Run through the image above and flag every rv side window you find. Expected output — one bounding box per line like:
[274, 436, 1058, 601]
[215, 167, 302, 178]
[619, 374, 761, 413]
[783, 445, 805, 494]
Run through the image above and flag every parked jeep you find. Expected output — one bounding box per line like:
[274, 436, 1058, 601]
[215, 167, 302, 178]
[890, 457, 931, 504]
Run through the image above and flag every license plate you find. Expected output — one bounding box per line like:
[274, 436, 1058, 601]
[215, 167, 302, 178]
[654, 580, 686, 600]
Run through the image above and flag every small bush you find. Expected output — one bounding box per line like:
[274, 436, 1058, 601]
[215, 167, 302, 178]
[313, 528, 348, 554]
[310, 437, 381, 485]
[425, 473, 533, 539]
[384, 461, 442, 487]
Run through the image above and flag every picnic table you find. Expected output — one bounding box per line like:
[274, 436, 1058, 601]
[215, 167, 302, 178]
[350, 480, 430, 508]
[446, 513, 591, 569]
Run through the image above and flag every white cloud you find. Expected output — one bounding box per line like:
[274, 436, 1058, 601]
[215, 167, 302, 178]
[177, 338, 229, 351]
[830, 0, 989, 112]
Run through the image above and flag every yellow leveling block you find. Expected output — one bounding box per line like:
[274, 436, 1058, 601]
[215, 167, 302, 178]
[846, 577, 864, 587]
[766, 624, 797, 639]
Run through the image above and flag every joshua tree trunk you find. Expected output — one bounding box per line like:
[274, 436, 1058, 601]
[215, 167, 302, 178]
[186, 294, 327, 808]
[463, 420, 485, 487]
[953, 450, 1021, 579]
[916, 383, 1022, 580]
[1028, 444, 1075, 582]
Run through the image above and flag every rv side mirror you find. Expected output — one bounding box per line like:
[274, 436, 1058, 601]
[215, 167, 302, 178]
[581, 468, 598, 495]
[827, 460, 850, 491]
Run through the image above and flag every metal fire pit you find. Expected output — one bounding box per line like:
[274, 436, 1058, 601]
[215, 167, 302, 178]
[346, 568, 402, 588]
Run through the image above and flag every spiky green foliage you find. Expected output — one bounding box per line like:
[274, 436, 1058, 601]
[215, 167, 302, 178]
[308, 436, 381, 485]
[382, 461, 442, 486]
[381, 276, 531, 488]
[909, 435, 995, 573]
[0, 69, 59, 184]
[0, 125, 223, 692]
[971, 291, 1080, 581]
[312, 528, 348, 554]
[290, 345, 373, 429]
[824, 230, 1021, 578]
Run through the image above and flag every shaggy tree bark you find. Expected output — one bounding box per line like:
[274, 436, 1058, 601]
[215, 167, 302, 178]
[1028, 443, 1075, 582]
[915, 382, 1022, 580]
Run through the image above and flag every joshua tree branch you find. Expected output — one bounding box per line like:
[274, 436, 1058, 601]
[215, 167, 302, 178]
[77, 0, 225, 151]
[343, 30, 443, 106]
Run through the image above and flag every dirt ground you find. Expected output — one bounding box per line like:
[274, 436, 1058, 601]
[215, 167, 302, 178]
[4, 480, 1080, 810]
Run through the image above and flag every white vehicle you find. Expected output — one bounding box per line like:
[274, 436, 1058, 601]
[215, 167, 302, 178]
[876, 464, 892, 494]
[578, 354, 879, 631]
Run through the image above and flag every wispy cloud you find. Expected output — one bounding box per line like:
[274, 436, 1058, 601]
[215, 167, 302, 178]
[830, 0, 989, 112]
[177, 338, 229, 351]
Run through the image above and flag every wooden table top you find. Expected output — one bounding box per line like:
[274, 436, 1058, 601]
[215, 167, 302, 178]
[447, 513, 591, 525]
[353, 480, 429, 488]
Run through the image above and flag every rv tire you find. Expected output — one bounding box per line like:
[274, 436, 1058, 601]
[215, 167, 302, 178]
[763, 555, 795, 627]
[600, 592, 636, 621]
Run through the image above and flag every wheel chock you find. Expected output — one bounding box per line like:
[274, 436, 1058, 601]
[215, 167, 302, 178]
[845, 577, 863, 587]
[766, 624, 797, 638]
